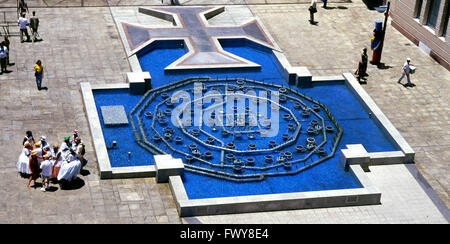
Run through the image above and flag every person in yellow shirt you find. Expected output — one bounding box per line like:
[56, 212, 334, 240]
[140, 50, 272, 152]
[34, 60, 46, 90]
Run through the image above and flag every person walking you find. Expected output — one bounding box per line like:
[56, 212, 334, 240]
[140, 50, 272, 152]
[397, 58, 414, 87]
[309, 0, 318, 24]
[34, 60, 47, 90]
[29, 11, 40, 42]
[0, 44, 8, 74]
[354, 48, 368, 82]
[18, 14, 30, 43]
[18, 0, 29, 17]
[322, 0, 327, 8]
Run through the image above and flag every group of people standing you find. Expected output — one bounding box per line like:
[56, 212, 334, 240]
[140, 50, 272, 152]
[4, 1, 46, 90]
[17, 130, 86, 192]
[18, 0, 40, 43]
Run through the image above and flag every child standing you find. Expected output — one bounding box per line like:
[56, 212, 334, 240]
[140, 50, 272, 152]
[40, 154, 53, 191]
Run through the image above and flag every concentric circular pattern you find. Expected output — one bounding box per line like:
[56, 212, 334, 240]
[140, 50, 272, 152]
[129, 77, 342, 182]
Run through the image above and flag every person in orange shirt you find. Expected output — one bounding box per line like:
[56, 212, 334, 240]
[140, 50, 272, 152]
[34, 60, 47, 90]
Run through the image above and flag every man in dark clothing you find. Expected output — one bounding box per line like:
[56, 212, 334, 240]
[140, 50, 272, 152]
[3, 35, 11, 65]
[0, 43, 8, 74]
[30, 11, 40, 42]
[355, 48, 368, 82]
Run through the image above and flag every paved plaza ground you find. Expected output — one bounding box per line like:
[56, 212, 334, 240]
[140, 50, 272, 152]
[0, 0, 448, 224]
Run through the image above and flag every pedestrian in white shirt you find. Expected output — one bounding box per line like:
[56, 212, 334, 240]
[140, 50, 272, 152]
[40, 154, 53, 191]
[398, 58, 414, 87]
[18, 14, 30, 42]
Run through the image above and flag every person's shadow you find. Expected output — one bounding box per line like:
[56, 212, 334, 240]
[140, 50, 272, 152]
[59, 177, 85, 190]
[0, 70, 12, 75]
[376, 62, 393, 69]
[323, 6, 348, 10]
[45, 186, 59, 192]
[403, 83, 416, 88]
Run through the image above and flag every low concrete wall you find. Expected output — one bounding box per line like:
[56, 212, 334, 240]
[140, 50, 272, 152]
[170, 165, 381, 217]
[80, 82, 112, 179]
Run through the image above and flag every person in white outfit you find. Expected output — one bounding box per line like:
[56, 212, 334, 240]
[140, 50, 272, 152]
[398, 58, 413, 87]
[40, 154, 53, 191]
[17, 141, 33, 175]
[18, 14, 30, 42]
[57, 149, 81, 182]
[39, 136, 49, 149]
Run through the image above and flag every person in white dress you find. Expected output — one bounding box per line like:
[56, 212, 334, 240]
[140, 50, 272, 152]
[22, 131, 35, 146]
[39, 136, 49, 149]
[60, 135, 74, 159]
[51, 144, 63, 179]
[57, 149, 81, 182]
[17, 141, 33, 175]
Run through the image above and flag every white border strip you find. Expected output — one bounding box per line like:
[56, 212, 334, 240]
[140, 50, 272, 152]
[81, 82, 112, 179]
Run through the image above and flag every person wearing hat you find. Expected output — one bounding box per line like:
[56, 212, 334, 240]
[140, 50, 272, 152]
[17, 141, 33, 175]
[40, 154, 53, 191]
[27, 150, 41, 189]
[398, 58, 414, 87]
[34, 142, 44, 164]
[39, 136, 49, 149]
[60, 135, 75, 159]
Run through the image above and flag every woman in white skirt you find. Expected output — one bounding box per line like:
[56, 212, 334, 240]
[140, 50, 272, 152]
[57, 149, 81, 182]
[17, 141, 33, 175]
[51, 144, 63, 179]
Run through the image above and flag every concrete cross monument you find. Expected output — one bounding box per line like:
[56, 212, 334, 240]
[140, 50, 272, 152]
[119, 6, 276, 70]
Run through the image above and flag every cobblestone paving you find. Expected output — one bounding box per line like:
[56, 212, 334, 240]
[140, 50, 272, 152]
[0, 0, 448, 224]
